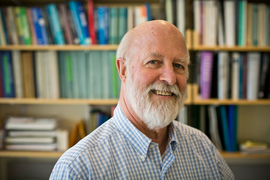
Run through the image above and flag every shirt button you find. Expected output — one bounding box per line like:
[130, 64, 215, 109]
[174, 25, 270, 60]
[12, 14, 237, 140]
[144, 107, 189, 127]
[149, 144, 155, 148]
[140, 155, 145, 160]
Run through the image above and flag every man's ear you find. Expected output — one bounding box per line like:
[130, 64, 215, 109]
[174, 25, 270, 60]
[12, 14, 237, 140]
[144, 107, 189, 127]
[116, 58, 127, 82]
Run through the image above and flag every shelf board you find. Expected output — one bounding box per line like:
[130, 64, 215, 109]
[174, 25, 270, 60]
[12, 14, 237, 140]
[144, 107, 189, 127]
[220, 152, 270, 159]
[0, 150, 269, 159]
[0, 98, 119, 105]
[192, 45, 270, 52]
[193, 98, 270, 105]
[0, 151, 63, 158]
[0, 45, 119, 51]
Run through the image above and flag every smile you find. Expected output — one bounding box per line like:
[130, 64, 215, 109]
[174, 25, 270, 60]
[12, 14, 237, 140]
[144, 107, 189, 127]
[151, 90, 175, 96]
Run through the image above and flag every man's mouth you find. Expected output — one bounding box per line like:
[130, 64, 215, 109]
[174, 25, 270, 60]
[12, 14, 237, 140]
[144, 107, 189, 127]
[151, 90, 175, 96]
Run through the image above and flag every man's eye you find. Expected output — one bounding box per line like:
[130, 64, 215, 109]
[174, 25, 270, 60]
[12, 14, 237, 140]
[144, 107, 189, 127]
[146, 60, 162, 69]
[174, 63, 183, 69]
[174, 63, 185, 74]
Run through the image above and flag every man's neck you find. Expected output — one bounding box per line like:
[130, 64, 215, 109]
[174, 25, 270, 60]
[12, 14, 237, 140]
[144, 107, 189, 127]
[119, 97, 170, 156]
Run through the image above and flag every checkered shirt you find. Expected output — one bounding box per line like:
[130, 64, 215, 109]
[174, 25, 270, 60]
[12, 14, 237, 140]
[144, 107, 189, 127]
[50, 105, 234, 180]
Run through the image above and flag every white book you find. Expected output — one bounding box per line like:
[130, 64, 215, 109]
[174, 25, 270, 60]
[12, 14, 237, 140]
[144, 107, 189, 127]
[5, 137, 55, 144]
[218, 52, 229, 99]
[43, 51, 51, 99]
[247, 52, 261, 100]
[232, 52, 240, 100]
[176, 0, 185, 37]
[5, 143, 57, 151]
[57, 129, 69, 152]
[12, 50, 24, 98]
[208, 1, 217, 46]
[165, 0, 173, 24]
[5, 117, 57, 130]
[8, 130, 57, 137]
[48, 50, 60, 99]
[208, 105, 223, 151]
[7, 6, 19, 45]
[177, 105, 187, 124]
[224, 0, 235, 46]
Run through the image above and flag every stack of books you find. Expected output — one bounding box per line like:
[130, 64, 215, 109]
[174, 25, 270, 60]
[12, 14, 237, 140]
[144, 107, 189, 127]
[240, 140, 270, 155]
[3, 116, 68, 151]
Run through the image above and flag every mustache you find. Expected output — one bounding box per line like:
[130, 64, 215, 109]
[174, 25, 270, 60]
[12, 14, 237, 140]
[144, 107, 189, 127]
[146, 82, 181, 97]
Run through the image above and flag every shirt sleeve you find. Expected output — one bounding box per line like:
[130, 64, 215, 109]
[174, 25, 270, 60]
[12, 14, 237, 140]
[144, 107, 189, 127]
[49, 163, 79, 180]
[213, 146, 235, 180]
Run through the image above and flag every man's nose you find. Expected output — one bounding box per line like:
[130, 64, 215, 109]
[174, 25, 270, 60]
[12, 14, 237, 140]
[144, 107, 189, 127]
[159, 65, 176, 85]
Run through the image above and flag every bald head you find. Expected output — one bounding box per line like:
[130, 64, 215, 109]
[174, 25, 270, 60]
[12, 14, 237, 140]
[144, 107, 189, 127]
[117, 20, 189, 68]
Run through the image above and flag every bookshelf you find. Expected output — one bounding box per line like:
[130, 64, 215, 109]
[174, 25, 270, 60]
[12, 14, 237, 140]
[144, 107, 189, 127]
[0, 1, 270, 180]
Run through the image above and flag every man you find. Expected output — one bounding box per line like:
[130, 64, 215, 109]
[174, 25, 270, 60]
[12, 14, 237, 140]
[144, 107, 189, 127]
[50, 20, 234, 179]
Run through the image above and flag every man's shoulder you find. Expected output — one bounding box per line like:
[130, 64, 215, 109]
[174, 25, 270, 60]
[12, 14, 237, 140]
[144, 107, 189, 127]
[173, 121, 209, 139]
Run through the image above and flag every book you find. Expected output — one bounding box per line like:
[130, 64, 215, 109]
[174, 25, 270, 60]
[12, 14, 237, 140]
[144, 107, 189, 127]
[5, 117, 57, 130]
[208, 105, 223, 151]
[58, 3, 73, 45]
[231, 52, 240, 100]
[66, 3, 80, 44]
[6, 7, 19, 45]
[238, 0, 247, 46]
[176, 0, 185, 37]
[258, 53, 270, 99]
[68, 1, 91, 45]
[118, 7, 128, 43]
[5, 137, 55, 144]
[177, 105, 187, 124]
[218, 52, 229, 100]
[228, 105, 238, 151]
[217, 0, 225, 46]
[200, 51, 214, 99]
[45, 3, 65, 45]
[77, 51, 87, 99]
[22, 51, 35, 98]
[247, 52, 261, 100]
[12, 50, 24, 98]
[8, 130, 58, 137]
[0, 7, 10, 45]
[224, 0, 235, 46]
[252, 4, 258, 46]
[87, 0, 96, 44]
[5, 143, 57, 151]
[20, 7, 32, 45]
[109, 7, 118, 44]
[165, 0, 173, 24]
[0, 51, 15, 97]
[26, 7, 37, 45]
[219, 106, 230, 151]
[97, 6, 109, 45]
[0, 8, 7, 45]
[246, 3, 253, 46]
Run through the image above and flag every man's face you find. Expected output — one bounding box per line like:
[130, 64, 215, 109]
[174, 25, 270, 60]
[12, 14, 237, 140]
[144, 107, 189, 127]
[124, 29, 188, 130]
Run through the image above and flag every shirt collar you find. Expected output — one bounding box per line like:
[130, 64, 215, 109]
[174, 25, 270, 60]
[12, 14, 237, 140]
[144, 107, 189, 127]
[113, 104, 178, 160]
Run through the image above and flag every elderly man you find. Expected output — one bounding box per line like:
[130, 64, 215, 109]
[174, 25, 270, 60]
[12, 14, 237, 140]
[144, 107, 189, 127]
[50, 20, 234, 179]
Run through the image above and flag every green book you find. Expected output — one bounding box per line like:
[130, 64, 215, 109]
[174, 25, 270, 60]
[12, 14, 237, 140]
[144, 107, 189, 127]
[20, 7, 32, 45]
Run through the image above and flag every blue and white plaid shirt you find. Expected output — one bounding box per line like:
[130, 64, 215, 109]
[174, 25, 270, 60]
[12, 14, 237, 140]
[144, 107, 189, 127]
[50, 105, 234, 180]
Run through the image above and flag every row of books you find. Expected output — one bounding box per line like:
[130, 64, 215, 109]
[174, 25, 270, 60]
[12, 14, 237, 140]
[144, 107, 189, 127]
[0, 50, 121, 99]
[194, 0, 270, 46]
[0, 0, 151, 45]
[0, 116, 68, 151]
[192, 105, 238, 152]
[195, 51, 270, 100]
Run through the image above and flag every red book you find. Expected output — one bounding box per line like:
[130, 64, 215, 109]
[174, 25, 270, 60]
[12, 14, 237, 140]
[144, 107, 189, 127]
[87, 0, 96, 44]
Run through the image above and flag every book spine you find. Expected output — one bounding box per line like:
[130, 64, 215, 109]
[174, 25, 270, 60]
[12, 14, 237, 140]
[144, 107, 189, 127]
[26, 7, 37, 45]
[87, 0, 96, 44]
[20, 7, 32, 45]
[0, 8, 10, 45]
[12, 50, 24, 98]
[247, 52, 260, 100]
[58, 4, 73, 45]
[118, 7, 127, 43]
[46, 4, 65, 45]
[252, 4, 258, 46]
[200, 51, 214, 99]
[31, 8, 44, 45]
[6, 7, 19, 45]
[109, 7, 118, 45]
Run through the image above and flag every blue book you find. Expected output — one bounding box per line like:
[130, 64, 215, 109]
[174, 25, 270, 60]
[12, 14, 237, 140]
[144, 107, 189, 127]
[68, 1, 90, 45]
[97, 6, 109, 44]
[45, 4, 65, 45]
[228, 105, 238, 151]
[145, 3, 152, 21]
[0, 51, 15, 97]
[64, 51, 73, 98]
[31, 7, 49, 44]
[219, 106, 231, 151]
[0, 8, 9, 44]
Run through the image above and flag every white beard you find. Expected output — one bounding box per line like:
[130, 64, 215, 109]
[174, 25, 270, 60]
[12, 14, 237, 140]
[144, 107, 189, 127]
[126, 73, 186, 130]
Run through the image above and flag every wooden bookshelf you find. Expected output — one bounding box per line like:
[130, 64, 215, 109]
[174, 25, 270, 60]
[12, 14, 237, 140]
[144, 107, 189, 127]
[192, 31, 270, 52]
[192, 84, 270, 105]
[220, 152, 270, 159]
[0, 85, 192, 105]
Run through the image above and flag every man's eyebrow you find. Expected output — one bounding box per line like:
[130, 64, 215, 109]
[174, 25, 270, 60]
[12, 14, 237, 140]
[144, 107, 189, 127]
[149, 52, 164, 59]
